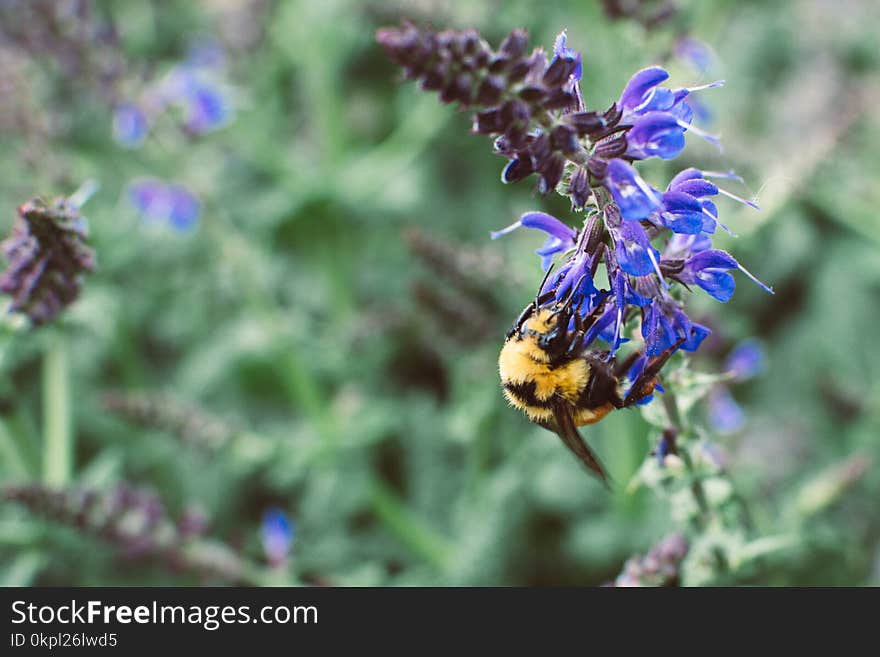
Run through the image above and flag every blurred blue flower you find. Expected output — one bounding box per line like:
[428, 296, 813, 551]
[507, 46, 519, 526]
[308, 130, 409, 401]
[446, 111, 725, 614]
[726, 339, 765, 380]
[182, 82, 231, 135]
[261, 508, 294, 567]
[707, 386, 746, 434]
[128, 179, 201, 232]
[675, 37, 715, 74]
[113, 104, 149, 148]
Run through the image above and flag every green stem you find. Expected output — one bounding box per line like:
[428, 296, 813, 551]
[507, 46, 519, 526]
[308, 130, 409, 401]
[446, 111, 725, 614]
[661, 387, 728, 574]
[42, 334, 72, 486]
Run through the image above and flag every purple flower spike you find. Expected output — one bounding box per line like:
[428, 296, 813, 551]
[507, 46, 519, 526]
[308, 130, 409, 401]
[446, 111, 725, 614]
[679, 249, 773, 302]
[604, 159, 662, 220]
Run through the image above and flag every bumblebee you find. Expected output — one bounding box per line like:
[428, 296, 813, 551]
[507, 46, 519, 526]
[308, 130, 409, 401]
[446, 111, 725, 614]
[498, 288, 683, 485]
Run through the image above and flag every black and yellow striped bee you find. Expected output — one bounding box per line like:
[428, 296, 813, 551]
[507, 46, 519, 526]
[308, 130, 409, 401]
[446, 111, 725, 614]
[498, 287, 683, 485]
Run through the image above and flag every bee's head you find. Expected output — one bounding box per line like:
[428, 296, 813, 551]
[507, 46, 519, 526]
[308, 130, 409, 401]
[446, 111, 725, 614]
[521, 303, 576, 361]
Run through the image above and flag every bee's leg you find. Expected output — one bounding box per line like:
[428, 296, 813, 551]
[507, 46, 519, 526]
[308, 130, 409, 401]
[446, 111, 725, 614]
[613, 350, 642, 378]
[622, 337, 686, 407]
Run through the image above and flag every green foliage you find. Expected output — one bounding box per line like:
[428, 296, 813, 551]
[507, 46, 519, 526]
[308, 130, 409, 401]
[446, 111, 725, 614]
[0, 0, 878, 586]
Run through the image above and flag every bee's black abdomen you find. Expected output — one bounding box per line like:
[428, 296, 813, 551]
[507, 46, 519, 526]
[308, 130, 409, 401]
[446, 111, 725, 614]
[503, 380, 552, 408]
[578, 358, 623, 409]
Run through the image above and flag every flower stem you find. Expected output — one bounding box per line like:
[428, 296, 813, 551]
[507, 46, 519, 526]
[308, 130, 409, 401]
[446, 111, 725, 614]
[661, 386, 729, 574]
[42, 334, 72, 487]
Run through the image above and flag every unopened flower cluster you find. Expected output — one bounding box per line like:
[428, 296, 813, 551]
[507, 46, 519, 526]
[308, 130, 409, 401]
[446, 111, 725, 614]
[0, 196, 96, 326]
[378, 23, 771, 398]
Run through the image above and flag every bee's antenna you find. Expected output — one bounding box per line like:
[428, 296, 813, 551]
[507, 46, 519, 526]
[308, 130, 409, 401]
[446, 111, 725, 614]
[535, 264, 556, 308]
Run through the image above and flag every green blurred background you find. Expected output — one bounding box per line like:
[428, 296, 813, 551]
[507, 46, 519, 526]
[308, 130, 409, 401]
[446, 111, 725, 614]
[0, 0, 878, 586]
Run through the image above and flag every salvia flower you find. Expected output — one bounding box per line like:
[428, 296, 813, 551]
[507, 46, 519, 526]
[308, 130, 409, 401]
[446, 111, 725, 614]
[261, 508, 294, 567]
[128, 179, 201, 232]
[382, 23, 772, 403]
[0, 191, 96, 326]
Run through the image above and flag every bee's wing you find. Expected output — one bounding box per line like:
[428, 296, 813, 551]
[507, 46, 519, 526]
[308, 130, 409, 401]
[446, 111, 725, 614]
[544, 399, 611, 488]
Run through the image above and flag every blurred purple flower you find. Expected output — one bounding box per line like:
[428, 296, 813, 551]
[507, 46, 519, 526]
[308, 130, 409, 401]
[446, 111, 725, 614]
[128, 179, 201, 232]
[707, 387, 746, 434]
[675, 37, 715, 74]
[113, 104, 149, 148]
[261, 508, 294, 567]
[182, 82, 231, 134]
[725, 339, 764, 380]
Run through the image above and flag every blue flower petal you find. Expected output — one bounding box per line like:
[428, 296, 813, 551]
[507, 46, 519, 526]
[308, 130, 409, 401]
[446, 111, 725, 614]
[615, 220, 659, 277]
[671, 179, 718, 197]
[604, 159, 662, 220]
[520, 211, 577, 241]
[661, 191, 705, 234]
[626, 112, 686, 160]
[619, 67, 670, 114]
[696, 269, 736, 302]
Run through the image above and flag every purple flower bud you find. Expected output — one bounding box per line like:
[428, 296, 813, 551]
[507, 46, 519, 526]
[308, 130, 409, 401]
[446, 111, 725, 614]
[0, 195, 96, 326]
